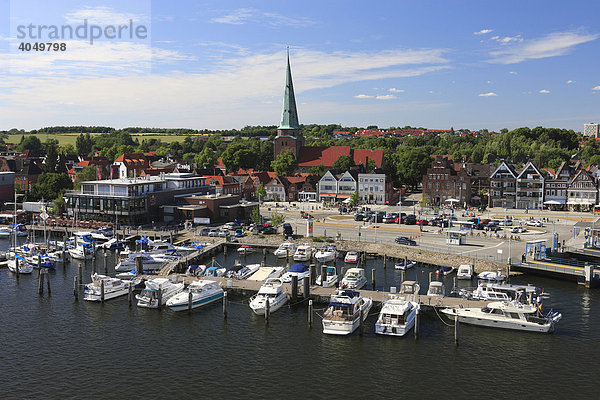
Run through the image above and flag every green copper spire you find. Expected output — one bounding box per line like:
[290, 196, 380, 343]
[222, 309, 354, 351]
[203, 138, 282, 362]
[278, 48, 300, 130]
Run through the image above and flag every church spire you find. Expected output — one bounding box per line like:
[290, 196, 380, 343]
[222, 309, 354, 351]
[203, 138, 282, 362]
[278, 47, 300, 130]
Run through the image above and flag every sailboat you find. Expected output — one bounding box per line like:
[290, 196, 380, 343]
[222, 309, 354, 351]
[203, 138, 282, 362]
[7, 192, 33, 274]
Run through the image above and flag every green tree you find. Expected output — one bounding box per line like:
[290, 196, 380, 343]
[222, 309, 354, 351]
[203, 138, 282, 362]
[19, 135, 42, 151]
[332, 154, 355, 171]
[271, 150, 297, 176]
[52, 193, 66, 216]
[44, 141, 59, 173]
[392, 147, 433, 190]
[76, 133, 94, 156]
[250, 206, 262, 225]
[308, 164, 328, 177]
[349, 190, 360, 207]
[194, 146, 217, 169]
[256, 183, 267, 202]
[75, 166, 100, 185]
[28, 173, 73, 201]
[270, 211, 285, 228]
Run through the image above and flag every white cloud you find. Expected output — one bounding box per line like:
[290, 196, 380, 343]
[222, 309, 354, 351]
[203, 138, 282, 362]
[490, 35, 523, 45]
[354, 94, 373, 99]
[509, 71, 518, 75]
[375, 94, 396, 100]
[488, 31, 600, 64]
[487, 80, 493, 84]
[65, 6, 147, 25]
[474, 29, 493, 35]
[478, 92, 498, 97]
[593, 86, 600, 91]
[211, 8, 315, 27]
[566, 80, 575, 84]
[388, 88, 404, 93]
[539, 89, 550, 94]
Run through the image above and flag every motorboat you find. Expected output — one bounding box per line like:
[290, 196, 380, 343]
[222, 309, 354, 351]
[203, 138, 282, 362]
[235, 263, 261, 280]
[461, 282, 540, 303]
[186, 265, 207, 276]
[293, 245, 312, 262]
[7, 256, 34, 274]
[115, 253, 176, 272]
[136, 277, 185, 309]
[340, 268, 367, 290]
[25, 254, 56, 269]
[237, 245, 256, 255]
[46, 250, 70, 265]
[427, 281, 445, 297]
[456, 264, 473, 280]
[0, 224, 28, 239]
[315, 244, 338, 263]
[438, 266, 454, 276]
[344, 251, 359, 264]
[203, 266, 227, 277]
[322, 289, 373, 335]
[274, 242, 296, 258]
[315, 266, 338, 287]
[166, 280, 224, 311]
[246, 266, 285, 281]
[395, 260, 416, 270]
[101, 238, 125, 250]
[69, 243, 94, 260]
[281, 263, 310, 283]
[83, 273, 130, 301]
[478, 270, 506, 282]
[249, 278, 289, 315]
[441, 301, 562, 333]
[375, 281, 421, 337]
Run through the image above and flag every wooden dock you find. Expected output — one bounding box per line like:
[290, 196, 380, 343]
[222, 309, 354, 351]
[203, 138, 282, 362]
[158, 239, 226, 275]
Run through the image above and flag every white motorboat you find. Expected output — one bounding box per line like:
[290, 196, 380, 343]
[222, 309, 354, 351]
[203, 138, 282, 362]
[281, 263, 310, 283]
[427, 281, 445, 297]
[235, 263, 261, 280]
[375, 281, 421, 337]
[0, 224, 28, 239]
[344, 251, 359, 264]
[166, 280, 224, 311]
[136, 277, 185, 308]
[395, 260, 416, 270]
[478, 270, 506, 282]
[293, 245, 312, 262]
[25, 254, 56, 269]
[46, 250, 70, 265]
[101, 238, 125, 250]
[69, 243, 94, 260]
[274, 242, 296, 258]
[315, 244, 338, 263]
[83, 273, 130, 301]
[7, 257, 34, 274]
[203, 266, 227, 277]
[456, 264, 473, 280]
[461, 282, 540, 303]
[340, 268, 367, 289]
[237, 245, 256, 255]
[441, 301, 562, 333]
[315, 266, 338, 287]
[246, 266, 285, 281]
[322, 289, 373, 335]
[249, 278, 289, 315]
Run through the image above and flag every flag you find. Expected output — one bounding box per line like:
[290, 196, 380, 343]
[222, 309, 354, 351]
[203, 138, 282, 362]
[110, 167, 113, 180]
[97, 167, 102, 180]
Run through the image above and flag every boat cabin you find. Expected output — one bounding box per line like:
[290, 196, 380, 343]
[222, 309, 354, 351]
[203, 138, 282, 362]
[427, 281, 445, 297]
[400, 281, 420, 296]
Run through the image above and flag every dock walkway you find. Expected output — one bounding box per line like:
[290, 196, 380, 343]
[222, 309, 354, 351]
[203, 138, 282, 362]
[158, 239, 225, 275]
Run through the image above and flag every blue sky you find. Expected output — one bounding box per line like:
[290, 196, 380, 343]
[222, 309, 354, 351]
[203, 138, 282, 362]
[1, 0, 599, 131]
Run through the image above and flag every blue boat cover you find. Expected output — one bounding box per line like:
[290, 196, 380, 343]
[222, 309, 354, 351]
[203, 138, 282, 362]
[289, 263, 308, 273]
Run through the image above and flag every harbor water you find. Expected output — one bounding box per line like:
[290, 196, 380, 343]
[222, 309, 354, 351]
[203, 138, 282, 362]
[1, 240, 598, 399]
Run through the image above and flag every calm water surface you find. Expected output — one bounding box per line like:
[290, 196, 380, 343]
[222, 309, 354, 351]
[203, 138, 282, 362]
[1, 240, 597, 399]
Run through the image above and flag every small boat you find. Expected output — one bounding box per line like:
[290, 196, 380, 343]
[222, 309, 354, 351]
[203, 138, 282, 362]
[438, 266, 454, 275]
[101, 238, 125, 250]
[246, 266, 285, 281]
[249, 278, 289, 315]
[456, 264, 473, 280]
[235, 263, 261, 280]
[186, 265, 207, 276]
[478, 270, 506, 282]
[274, 242, 296, 258]
[46, 250, 70, 265]
[0, 223, 28, 239]
[461, 282, 540, 303]
[315, 244, 338, 263]
[69, 243, 94, 260]
[375, 281, 421, 337]
[166, 280, 224, 311]
[26, 254, 56, 269]
[83, 273, 130, 301]
[203, 266, 227, 277]
[427, 281, 445, 297]
[395, 260, 416, 270]
[237, 245, 255, 255]
[136, 277, 184, 308]
[293, 245, 312, 262]
[344, 251, 359, 263]
[7, 257, 34, 274]
[322, 289, 373, 335]
[315, 266, 338, 287]
[340, 268, 367, 290]
[281, 263, 310, 283]
[441, 301, 562, 333]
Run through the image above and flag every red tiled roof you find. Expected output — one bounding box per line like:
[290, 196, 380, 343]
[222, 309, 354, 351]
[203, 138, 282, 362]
[297, 146, 351, 167]
[216, 157, 225, 168]
[353, 149, 383, 168]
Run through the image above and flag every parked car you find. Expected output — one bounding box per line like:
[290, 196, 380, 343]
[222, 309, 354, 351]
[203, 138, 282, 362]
[261, 226, 277, 235]
[354, 213, 364, 221]
[404, 215, 417, 225]
[526, 220, 543, 227]
[224, 221, 240, 229]
[199, 227, 211, 236]
[512, 226, 526, 233]
[499, 219, 513, 226]
[208, 228, 219, 237]
[416, 219, 429, 226]
[283, 223, 293, 237]
[234, 228, 245, 237]
[383, 213, 398, 224]
[487, 223, 501, 232]
[395, 236, 417, 246]
[217, 229, 230, 237]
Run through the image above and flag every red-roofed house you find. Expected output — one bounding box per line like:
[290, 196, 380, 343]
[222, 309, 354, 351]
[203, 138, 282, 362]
[295, 146, 384, 173]
[353, 149, 384, 169]
[114, 153, 149, 179]
[68, 157, 112, 182]
[205, 175, 242, 196]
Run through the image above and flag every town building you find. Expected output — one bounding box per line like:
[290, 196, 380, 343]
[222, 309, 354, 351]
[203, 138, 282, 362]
[114, 153, 150, 179]
[583, 123, 600, 138]
[0, 171, 15, 203]
[318, 171, 338, 202]
[544, 162, 573, 210]
[358, 172, 393, 205]
[489, 161, 518, 208]
[567, 169, 597, 211]
[516, 162, 545, 210]
[422, 156, 471, 207]
[166, 193, 258, 224]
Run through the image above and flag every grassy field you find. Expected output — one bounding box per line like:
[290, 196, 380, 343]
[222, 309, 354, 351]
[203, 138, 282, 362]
[7, 133, 203, 147]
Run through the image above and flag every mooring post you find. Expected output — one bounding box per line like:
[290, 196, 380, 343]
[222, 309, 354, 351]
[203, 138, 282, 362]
[454, 314, 459, 346]
[429, 271, 433, 284]
[136, 256, 143, 275]
[310, 264, 316, 285]
[414, 307, 420, 340]
[62, 249, 66, 269]
[222, 291, 228, 319]
[223, 244, 227, 256]
[404, 256, 408, 269]
[157, 287, 163, 309]
[401, 269, 405, 283]
[265, 298, 270, 323]
[103, 252, 108, 275]
[92, 241, 96, 260]
[170, 231, 173, 244]
[263, 248, 267, 263]
[303, 277, 310, 298]
[291, 275, 298, 302]
[308, 299, 313, 328]
[286, 247, 289, 260]
[321, 265, 327, 287]
[46, 269, 51, 295]
[37, 256, 41, 271]
[128, 282, 133, 306]
[383, 254, 387, 270]
[73, 276, 79, 299]
[15, 258, 19, 278]
[453, 277, 457, 292]
[78, 264, 83, 289]
[371, 268, 376, 291]
[359, 307, 364, 336]
[188, 290, 193, 313]
[585, 264, 594, 289]
[100, 280, 105, 303]
[38, 269, 44, 295]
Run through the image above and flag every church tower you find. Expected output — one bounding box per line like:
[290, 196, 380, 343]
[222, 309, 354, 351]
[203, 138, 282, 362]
[274, 49, 304, 159]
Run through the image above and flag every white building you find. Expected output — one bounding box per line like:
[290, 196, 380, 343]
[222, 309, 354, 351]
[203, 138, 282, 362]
[358, 173, 386, 204]
[584, 123, 600, 138]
